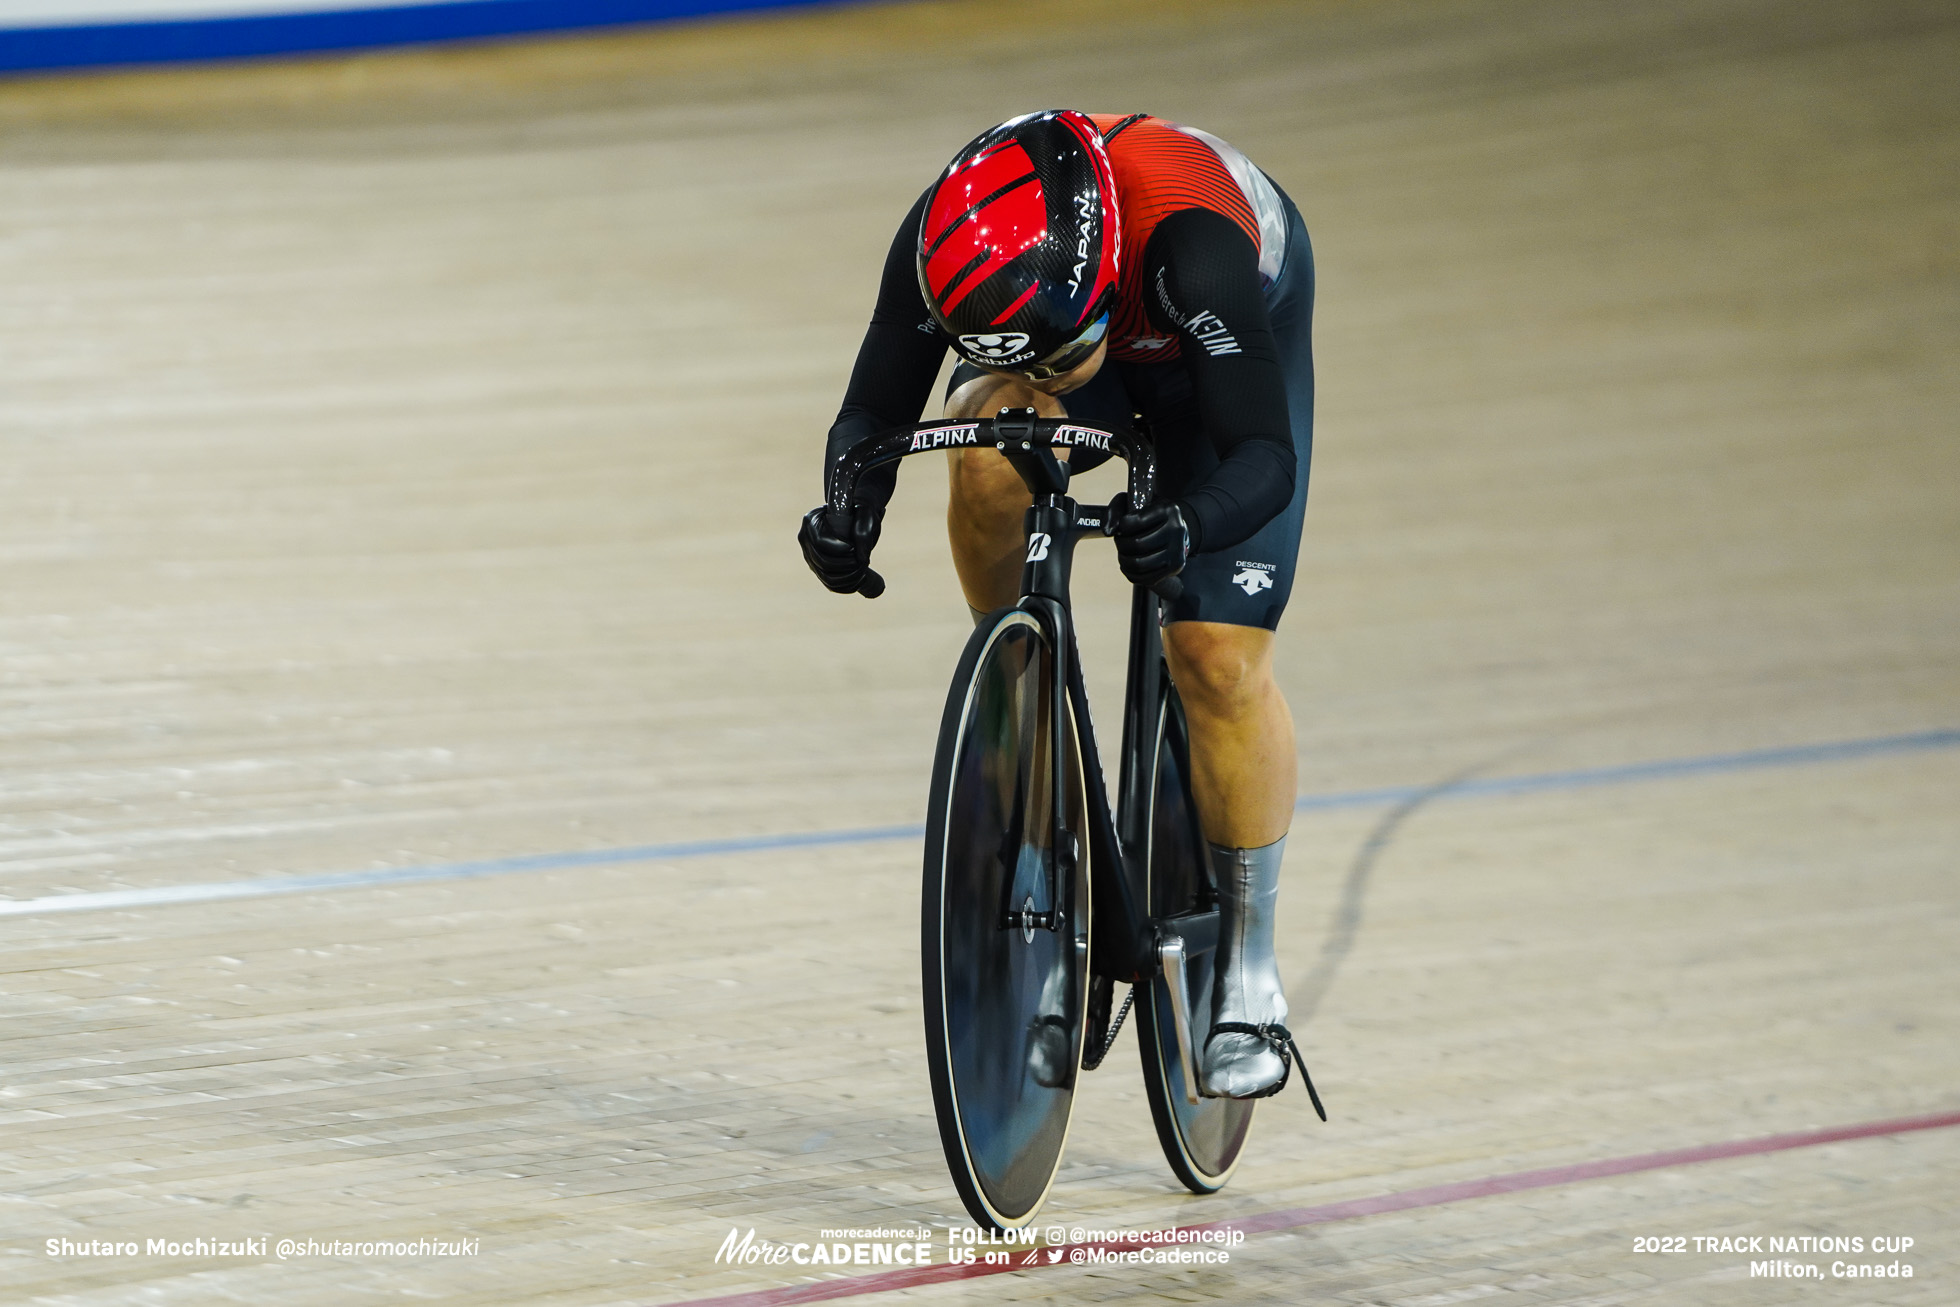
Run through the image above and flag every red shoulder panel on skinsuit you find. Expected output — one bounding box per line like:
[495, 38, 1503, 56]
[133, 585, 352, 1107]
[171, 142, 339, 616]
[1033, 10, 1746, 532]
[1087, 113, 1264, 363]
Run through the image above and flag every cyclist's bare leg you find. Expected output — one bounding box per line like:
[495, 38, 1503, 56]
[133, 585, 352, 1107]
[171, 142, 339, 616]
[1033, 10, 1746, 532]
[1164, 619, 1298, 1097]
[943, 372, 1070, 612]
[1161, 622, 1295, 847]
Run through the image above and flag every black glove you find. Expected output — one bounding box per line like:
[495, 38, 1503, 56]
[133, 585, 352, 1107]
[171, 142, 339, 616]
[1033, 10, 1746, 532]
[799, 504, 885, 597]
[1106, 493, 1190, 592]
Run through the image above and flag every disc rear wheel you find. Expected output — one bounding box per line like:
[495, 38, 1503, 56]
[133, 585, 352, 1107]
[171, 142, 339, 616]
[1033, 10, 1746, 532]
[922, 608, 1090, 1229]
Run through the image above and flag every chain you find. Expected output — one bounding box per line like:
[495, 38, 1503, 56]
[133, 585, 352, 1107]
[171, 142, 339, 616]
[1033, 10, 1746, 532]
[1080, 984, 1136, 1071]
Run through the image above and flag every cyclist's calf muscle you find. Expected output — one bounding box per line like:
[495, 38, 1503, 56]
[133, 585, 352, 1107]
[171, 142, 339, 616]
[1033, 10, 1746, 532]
[1164, 623, 1297, 849]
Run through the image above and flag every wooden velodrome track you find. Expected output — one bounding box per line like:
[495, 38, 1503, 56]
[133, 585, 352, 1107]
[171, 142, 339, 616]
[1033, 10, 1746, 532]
[3, 0, 1956, 1302]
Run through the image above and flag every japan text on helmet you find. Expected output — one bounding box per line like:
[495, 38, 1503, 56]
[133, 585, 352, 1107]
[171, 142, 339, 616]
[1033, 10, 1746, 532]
[916, 110, 1120, 381]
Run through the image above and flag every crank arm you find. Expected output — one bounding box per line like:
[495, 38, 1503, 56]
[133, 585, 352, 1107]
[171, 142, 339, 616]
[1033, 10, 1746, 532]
[1159, 936, 1203, 1104]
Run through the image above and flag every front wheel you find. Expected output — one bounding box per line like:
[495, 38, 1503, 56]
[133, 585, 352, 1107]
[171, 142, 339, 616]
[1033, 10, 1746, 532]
[921, 607, 1090, 1229]
[1138, 682, 1257, 1192]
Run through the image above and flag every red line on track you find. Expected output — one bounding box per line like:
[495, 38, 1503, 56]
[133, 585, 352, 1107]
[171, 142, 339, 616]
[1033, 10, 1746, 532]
[666, 1108, 1960, 1307]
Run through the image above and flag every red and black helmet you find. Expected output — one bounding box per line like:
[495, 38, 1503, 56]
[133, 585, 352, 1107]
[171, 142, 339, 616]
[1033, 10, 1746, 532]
[916, 110, 1120, 380]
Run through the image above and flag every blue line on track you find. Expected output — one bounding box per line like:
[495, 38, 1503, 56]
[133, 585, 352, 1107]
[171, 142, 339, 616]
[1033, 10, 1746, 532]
[1290, 728, 1960, 811]
[2, 727, 1953, 919]
[0, 1, 850, 75]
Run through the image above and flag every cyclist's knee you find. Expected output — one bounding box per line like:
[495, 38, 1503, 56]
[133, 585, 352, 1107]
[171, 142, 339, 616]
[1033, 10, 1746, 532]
[945, 372, 1063, 421]
[1164, 622, 1276, 718]
[945, 374, 1070, 522]
[948, 445, 1031, 520]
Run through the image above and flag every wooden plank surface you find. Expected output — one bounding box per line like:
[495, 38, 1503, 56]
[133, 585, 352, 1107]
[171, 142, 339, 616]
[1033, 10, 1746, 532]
[1, 0, 1956, 1302]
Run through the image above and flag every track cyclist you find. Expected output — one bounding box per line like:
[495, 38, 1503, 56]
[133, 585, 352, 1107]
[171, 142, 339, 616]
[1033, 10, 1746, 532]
[799, 110, 1315, 1100]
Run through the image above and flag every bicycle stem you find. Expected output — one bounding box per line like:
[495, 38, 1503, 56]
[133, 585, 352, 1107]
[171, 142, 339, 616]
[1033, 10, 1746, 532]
[1016, 495, 1104, 604]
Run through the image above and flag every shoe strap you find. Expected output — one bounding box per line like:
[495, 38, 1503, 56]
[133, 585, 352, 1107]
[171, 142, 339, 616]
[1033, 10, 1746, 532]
[1206, 1022, 1328, 1120]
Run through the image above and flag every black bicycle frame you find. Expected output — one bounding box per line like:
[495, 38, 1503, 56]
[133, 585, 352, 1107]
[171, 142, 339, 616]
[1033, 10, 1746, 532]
[829, 410, 1206, 988]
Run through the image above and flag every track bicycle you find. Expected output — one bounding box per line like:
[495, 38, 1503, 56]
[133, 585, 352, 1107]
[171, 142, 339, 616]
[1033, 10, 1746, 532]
[827, 409, 1324, 1230]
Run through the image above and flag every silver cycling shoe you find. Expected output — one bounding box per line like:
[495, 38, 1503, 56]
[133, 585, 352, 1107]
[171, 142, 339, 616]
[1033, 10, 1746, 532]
[1201, 837, 1291, 1099]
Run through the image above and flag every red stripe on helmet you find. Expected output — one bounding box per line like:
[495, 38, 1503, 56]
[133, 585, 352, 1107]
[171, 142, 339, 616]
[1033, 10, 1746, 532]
[990, 281, 1040, 325]
[922, 140, 1040, 251]
[924, 161, 1049, 316]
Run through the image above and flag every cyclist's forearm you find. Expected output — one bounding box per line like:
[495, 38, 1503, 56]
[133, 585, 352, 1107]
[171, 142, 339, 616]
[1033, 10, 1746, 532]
[1178, 436, 1295, 553]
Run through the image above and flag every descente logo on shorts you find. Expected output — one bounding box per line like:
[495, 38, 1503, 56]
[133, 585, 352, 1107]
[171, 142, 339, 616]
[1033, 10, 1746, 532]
[1232, 560, 1276, 596]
